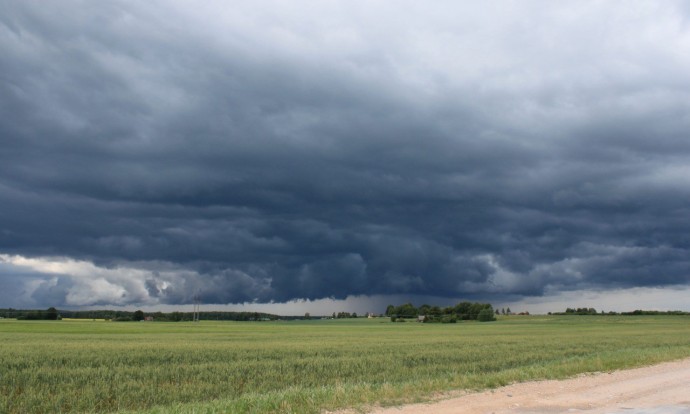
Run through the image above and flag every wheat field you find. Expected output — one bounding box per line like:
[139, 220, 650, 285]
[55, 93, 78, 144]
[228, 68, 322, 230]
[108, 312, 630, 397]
[2, 315, 689, 413]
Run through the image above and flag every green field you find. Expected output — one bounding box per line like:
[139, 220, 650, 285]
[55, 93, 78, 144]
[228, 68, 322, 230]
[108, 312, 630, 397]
[2, 316, 689, 413]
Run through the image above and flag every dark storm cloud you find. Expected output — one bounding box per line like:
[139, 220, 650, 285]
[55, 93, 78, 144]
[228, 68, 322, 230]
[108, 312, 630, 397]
[1, 1, 690, 307]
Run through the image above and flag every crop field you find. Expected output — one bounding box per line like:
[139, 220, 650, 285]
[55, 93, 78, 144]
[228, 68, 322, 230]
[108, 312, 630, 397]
[2, 316, 690, 414]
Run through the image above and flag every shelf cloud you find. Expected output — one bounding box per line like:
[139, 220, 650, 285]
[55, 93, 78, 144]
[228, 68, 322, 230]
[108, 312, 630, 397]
[2, 1, 690, 311]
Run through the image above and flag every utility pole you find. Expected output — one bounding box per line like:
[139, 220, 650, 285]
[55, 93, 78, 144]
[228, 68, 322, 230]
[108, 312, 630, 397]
[193, 294, 201, 323]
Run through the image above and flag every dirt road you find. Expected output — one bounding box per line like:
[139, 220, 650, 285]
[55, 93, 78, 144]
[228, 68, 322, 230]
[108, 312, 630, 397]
[362, 358, 690, 414]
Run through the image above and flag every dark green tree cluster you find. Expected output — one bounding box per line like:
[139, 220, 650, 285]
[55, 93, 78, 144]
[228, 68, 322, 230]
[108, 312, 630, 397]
[622, 310, 690, 315]
[563, 307, 598, 315]
[2, 308, 330, 322]
[385, 303, 419, 318]
[549, 309, 690, 316]
[14, 307, 60, 320]
[7, 309, 283, 322]
[477, 308, 496, 322]
[385, 302, 496, 322]
[332, 311, 358, 319]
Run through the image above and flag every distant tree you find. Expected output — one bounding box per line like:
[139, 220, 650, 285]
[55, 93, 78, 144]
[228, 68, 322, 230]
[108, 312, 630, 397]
[453, 302, 472, 319]
[352, 312, 357, 318]
[46, 307, 59, 320]
[304, 312, 311, 320]
[506, 307, 511, 315]
[501, 308, 505, 315]
[396, 303, 418, 318]
[478, 307, 496, 322]
[332, 312, 336, 319]
[419, 304, 431, 316]
[495, 308, 500, 315]
[385, 305, 395, 316]
[27, 310, 43, 320]
[429, 306, 443, 317]
[468, 303, 488, 319]
[561, 307, 598, 315]
[133, 310, 144, 321]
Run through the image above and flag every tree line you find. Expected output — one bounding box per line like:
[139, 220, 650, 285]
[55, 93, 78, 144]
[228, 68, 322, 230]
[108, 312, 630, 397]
[331, 312, 358, 319]
[1, 308, 287, 321]
[550, 308, 690, 316]
[385, 302, 496, 323]
[4, 307, 61, 320]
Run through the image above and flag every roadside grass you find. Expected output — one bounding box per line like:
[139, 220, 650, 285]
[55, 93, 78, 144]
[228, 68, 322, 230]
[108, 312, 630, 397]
[1, 315, 689, 413]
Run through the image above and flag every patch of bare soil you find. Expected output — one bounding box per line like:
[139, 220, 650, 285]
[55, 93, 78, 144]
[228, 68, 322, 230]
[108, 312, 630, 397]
[337, 358, 690, 414]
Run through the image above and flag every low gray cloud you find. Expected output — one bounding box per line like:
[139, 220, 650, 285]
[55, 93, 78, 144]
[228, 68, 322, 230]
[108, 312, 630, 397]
[1, 1, 690, 309]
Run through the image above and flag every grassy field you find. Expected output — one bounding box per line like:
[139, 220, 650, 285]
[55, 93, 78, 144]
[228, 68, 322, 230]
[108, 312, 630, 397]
[1, 315, 689, 414]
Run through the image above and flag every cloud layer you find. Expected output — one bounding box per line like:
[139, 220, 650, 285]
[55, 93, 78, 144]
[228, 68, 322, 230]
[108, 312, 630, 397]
[2, 1, 690, 308]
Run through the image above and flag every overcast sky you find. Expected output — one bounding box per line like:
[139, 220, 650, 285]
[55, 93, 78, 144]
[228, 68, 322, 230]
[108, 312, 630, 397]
[2, 1, 690, 314]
